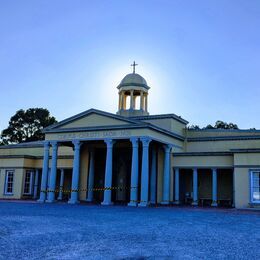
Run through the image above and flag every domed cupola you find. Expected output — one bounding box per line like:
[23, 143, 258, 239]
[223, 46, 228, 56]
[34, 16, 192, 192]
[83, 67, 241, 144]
[117, 62, 150, 117]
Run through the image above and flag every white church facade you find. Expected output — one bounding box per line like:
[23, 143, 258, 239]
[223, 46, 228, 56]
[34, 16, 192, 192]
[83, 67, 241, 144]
[0, 68, 260, 209]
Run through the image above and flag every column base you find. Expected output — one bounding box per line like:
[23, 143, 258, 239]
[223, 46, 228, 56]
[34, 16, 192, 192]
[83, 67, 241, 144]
[86, 198, 93, 203]
[57, 197, 63, 201]
[101, 201, 113, 206]
[138, 202, 150, 207]
[211, 201, 218, 207]
[68, 199, 79, 204]
[45, 199, 56, 203]
[192, 201, 198, 206]
[173, 200, 180, 205]
[128, 201, 138, 207]
[160, 201, 170, 205]
[37, 199, 45, 203]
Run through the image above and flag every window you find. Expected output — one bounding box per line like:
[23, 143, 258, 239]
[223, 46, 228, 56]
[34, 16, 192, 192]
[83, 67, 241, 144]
[4, 170, 14, 195]
[24, 170, 34, 195]
[251, 170, 260, 203]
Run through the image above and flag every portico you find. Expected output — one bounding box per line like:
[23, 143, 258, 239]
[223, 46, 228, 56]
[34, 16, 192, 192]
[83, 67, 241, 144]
[38, 134, 175, 207]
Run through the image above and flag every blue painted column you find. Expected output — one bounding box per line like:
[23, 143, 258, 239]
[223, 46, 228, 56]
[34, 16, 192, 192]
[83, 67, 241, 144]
[211, 168, 218, 207]
[161, 145, 172, 205]
[68, 140, 82, 204]
[192, 168, 198, 206]
[47, 141, 58, 203]
[33, 169, 39, 199]
[138, 137, 151, 207]
[86, 149, 95, 202]
[57, 169, 65, 200]
[128, 137, 139, 206]
[150, 148, 157, 204]
[101, 139, 115, 205]
[174, 168, 180, 204]
[38, 141, 50, 203]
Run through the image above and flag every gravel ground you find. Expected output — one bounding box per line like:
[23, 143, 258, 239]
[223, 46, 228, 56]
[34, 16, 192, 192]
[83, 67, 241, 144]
[0, 202, 259, 260]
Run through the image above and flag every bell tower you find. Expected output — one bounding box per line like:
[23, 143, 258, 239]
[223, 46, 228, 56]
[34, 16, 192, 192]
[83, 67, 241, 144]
[117, 62, 150, 117]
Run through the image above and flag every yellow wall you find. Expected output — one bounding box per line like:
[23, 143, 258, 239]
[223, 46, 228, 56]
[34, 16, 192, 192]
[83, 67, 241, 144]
[60, 113, 130, 128]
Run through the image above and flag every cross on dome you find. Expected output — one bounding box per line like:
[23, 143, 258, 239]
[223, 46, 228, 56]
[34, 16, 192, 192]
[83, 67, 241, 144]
[131, 61, 138, 74]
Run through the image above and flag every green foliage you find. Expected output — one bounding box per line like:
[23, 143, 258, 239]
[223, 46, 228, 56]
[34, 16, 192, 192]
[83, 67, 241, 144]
[188, 120, 239, 130]
[0, 108, 57, 145]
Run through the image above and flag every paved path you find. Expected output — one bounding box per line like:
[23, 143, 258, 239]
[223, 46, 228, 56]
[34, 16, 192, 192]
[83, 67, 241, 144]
[0, 202, 259, 259]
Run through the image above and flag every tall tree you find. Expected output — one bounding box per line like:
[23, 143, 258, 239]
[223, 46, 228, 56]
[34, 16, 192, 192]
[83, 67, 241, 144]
[0, 108, 57, 144]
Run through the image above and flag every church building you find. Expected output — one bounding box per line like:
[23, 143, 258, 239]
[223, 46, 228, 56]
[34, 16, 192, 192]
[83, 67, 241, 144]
[0, 65, 259, 209]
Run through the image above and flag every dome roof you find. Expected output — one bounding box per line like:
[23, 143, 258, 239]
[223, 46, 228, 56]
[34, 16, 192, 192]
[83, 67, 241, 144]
[117, 73, 149, 89]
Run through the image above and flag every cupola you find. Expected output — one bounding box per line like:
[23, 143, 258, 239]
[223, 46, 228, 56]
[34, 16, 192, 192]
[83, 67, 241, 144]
[117, 62, 149, 117]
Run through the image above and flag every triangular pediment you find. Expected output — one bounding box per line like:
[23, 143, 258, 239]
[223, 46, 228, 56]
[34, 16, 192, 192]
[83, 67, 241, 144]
[44, 109, 141, 132]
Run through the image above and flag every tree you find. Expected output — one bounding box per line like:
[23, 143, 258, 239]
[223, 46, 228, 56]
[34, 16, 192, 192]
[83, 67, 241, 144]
[0, 108, 57, 145]
[188, 121, 239, 130]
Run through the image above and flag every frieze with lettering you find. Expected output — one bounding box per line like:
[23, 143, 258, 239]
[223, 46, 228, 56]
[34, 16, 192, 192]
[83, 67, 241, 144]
[56, 130, 132, 140]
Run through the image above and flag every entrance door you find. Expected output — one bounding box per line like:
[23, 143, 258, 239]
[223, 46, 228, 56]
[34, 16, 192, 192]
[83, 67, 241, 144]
[116, 161, 127, 201]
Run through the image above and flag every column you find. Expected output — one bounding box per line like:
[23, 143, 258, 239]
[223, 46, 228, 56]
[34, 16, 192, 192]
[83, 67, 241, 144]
[192, 168, 198, 206]
[150, 148, 157, 204]
[138, 137, 151, 207]
[174, 168, 180, 204]
[101, 139, 115, 205]
[211, 168, 218, 206]
[68, 140, 82, 204]
[86, 149, 95, 202]
[33, 169, 39, 199]
[57, 169, 65, 200]
[145, 94, 148, 112]
[46, 141, 58, 203]
[130, 90, 134, 110]
[38, 141, 50, 203]
[140, 91, 144, 110]
[128, 137, 139, 206]
[161, 145, 172, 204]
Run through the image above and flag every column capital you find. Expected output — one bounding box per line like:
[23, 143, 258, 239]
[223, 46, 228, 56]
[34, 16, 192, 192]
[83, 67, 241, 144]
[72, 139, 82, 149]
[193, 168, 198, 172]
[130, 137, 139, 147]
[50, 141, 58, 149]
[104, 139, 115, 148]
[43, 141, 50, 149]
[212, 168, 217, 172]
[140, 137, 151, 147]
[163, 144, 173, 153]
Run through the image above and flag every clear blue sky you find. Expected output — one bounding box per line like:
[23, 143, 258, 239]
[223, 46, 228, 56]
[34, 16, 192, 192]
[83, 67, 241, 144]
[0, 0, 260, 130]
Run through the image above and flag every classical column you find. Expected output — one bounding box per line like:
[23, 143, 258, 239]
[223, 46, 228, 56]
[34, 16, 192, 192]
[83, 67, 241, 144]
[101, 139, 115, 205]
[138, 137, 151, 207]
[68, 140, 82, 204]
[33, 169, 39, 199]
[140, 91, 144, 110]
[192, 168, 198, 206]
[46, 141, 58, 203]
[128, 137, 139, 206]
[174, 168, 180, 204]
[150, 148, 157, 204]
[161, 145, 172, 204]
[145, 94, 148, 112]
[211, 168, 218, 206]
[130, 90, 134, 110]
[38, 141, 50, 203]
[86, 149, 95, 202]
[57, 169, 65, 200]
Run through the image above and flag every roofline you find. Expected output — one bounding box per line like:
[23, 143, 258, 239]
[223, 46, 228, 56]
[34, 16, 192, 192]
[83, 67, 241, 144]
[44, 124, 185, 141]
[43, 108, 143, 132]
[187, 135, 260, 142]
[187, 129, 260, 132]
[130, 113, 189, 125]
[0, 141, 44, 149]
[117, 83, 150, 90]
